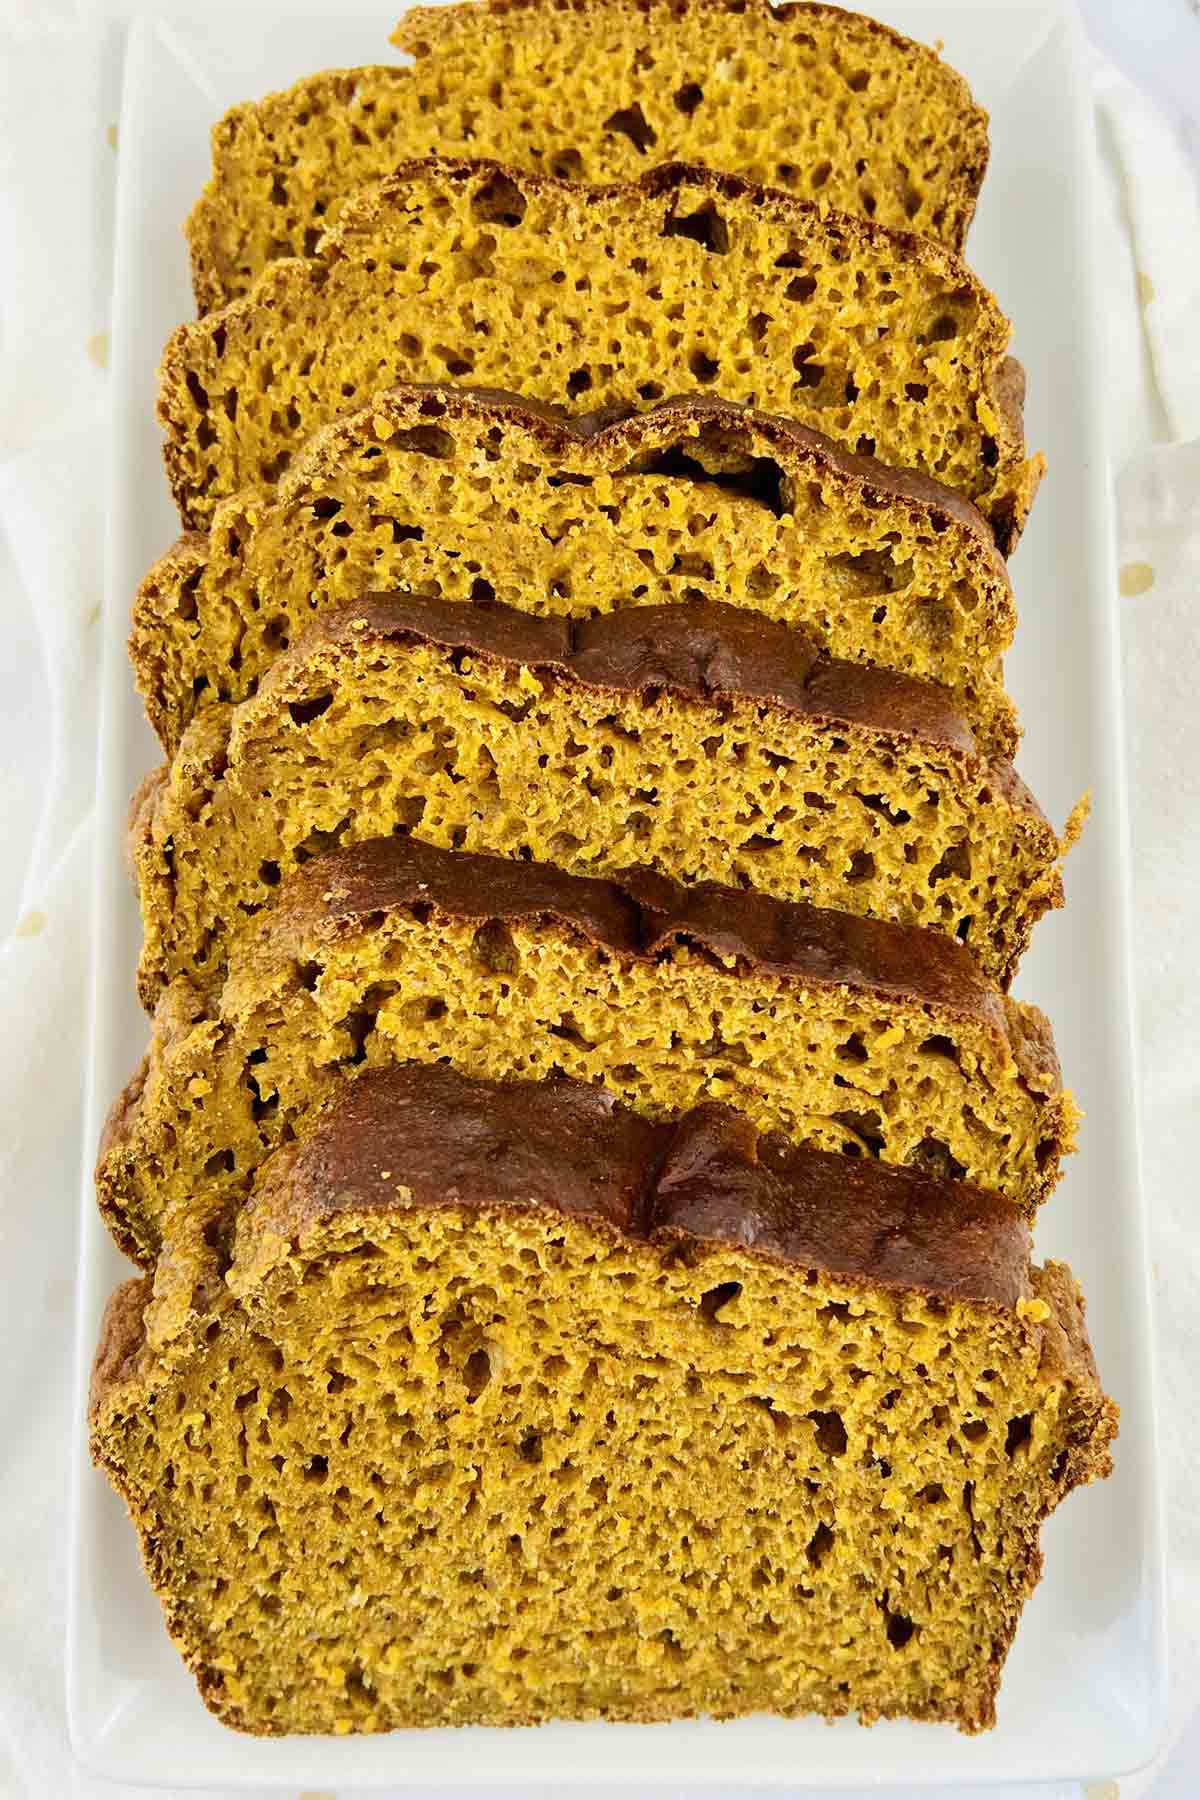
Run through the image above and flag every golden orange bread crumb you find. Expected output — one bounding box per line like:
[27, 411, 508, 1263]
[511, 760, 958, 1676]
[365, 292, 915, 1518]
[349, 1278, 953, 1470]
[187, 0, 989, 309]
[91, 1064, 1115, 1735]
[99, 833, 1076, 1268]
[134, 386, 1019, 759]
[128, 597, 1071, 1004]
[161, 160, 1042, 547]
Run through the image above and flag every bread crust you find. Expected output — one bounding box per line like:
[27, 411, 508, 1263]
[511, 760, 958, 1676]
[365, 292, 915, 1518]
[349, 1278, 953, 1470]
[315, 594, 982, 757]
[261, 831, 1015, 1026]
[238, 1064, 1037, 1303]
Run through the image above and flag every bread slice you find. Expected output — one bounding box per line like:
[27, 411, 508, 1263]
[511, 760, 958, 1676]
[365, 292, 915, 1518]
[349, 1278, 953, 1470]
[187, 0, 989, 311]
[92, 1061, 1114, 1735]
[161, 159, 1042, 549]
[136, 385, 1019, 760]
[100, 832, 1076, 1266]
[130, 595, 1075, 1005]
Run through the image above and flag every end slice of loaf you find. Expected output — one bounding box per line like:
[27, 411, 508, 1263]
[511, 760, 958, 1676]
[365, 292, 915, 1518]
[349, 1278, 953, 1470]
[100, 833, 1077, 1266]
[91, 1062, 1115, 1735]
[130, 595, 1074, 1004]
[161, 159, 1042, 549]
[135, 385, 1019, 759]
[187, 0, 989, 310]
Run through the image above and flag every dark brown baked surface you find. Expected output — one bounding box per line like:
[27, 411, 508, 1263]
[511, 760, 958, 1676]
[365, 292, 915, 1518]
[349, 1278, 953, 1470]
[317, 592, 986, 761]
[282, 830, 1010, 1031]
[102, 826, 1076, 1269]
[251, 1061, 1035, 1308]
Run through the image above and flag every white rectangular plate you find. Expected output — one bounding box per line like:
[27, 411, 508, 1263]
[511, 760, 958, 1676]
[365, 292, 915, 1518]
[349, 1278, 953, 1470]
[68, 0, 1166, 1786]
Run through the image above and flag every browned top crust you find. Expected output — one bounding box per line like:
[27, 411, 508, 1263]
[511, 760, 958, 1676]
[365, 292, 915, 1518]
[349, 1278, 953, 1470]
[319, 594, 971, 754]
[135, 379, 1020, 761]
[269, 594, 1036, 805]
[266, 832, 1021, 1049]
[237, 1062, 1035, 1312]
[345, 154, 948, 264]
[344, 383, 1008, 561]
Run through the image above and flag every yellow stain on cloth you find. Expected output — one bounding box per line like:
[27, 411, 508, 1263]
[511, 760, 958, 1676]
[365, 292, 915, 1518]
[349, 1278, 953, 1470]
[1136, 270, 1155, 306]
[87, 333, 109, 370]
[15, 911, 47, 939]
[1119, 561, 1155, 597]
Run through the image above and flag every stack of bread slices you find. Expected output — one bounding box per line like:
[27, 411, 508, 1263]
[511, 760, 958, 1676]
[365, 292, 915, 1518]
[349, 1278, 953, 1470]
[91, 0, 1117, 1742]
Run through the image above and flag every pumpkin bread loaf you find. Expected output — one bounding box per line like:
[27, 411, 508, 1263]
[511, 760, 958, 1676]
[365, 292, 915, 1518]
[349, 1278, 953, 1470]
[187, 0, 989, 311]
[100, 833, 1076, 1266]
[161, 160, 1042, 548]
[135, 386, 1019, 759]
[130, 596, 1075, 1004]
[91, 1062, 1115, 1735]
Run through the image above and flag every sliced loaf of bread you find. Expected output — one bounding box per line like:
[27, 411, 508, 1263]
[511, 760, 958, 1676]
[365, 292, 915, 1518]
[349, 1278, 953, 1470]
[135, 386, 1018, 758]
[92, 1062, 1113, 1733]
[187, 0, 988, 309]
[100, 834, 1076, 1266]
[161, 160, 1042, 548]
[130, 596, 1076, 1004]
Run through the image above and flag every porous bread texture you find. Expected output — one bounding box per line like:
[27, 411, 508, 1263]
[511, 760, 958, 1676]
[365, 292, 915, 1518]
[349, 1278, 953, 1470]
[186, 0, 989, 310]
[134, 386, 1020, 760]
[90, 1066, 1116, 1736]
[161, 159, 1042, 549]
[128, 596, 1072, 1005]
[99, 834, 1077, 1267]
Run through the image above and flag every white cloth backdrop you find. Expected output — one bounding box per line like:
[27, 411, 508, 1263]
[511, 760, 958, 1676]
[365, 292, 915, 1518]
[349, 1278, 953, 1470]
[0, 2, 1196, 1797]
